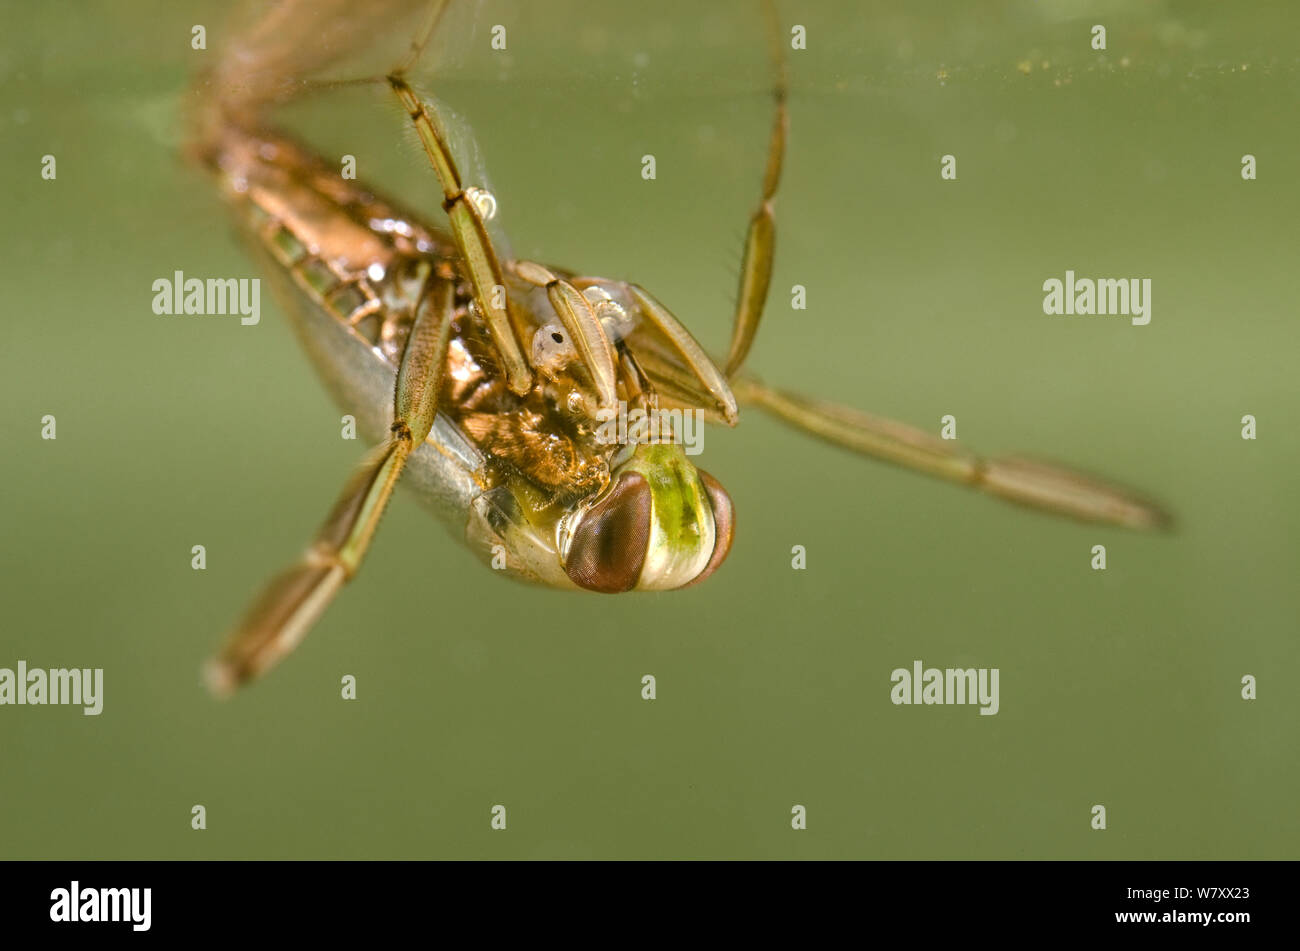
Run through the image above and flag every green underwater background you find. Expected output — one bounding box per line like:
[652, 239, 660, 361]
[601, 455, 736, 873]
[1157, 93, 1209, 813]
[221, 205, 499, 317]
[0, 0, 1296, 858]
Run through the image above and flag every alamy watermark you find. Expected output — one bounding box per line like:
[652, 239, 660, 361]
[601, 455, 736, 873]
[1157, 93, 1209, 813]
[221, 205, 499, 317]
[50, 882, 150, 931]
[152, 270, 260, 325]
[890, 660, 999, 715]
[0, 660, 103, 715]
[1042, 270, 1151, 326]
[594, 401, 705, 456]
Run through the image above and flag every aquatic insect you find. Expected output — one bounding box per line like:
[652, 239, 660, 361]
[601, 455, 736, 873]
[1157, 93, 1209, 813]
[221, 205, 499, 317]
[192, 0, 1169, 693]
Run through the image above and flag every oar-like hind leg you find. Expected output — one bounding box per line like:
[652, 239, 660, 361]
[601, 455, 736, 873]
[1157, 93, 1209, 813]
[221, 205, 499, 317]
[733, 377, 1173, 531]
[207, 279, 457, 694]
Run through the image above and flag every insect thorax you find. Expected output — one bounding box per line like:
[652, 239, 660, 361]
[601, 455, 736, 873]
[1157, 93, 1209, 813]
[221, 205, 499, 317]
[202, 123, 617, 513]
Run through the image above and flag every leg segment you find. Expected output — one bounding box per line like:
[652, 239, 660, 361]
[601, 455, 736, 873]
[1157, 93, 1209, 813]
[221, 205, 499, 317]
[723, 6, 789, 379]
[207, 279, 457, 694]
[732, 376, 1172, 530]
[511, 260, 619, 413]
[386, 71, 532, 396]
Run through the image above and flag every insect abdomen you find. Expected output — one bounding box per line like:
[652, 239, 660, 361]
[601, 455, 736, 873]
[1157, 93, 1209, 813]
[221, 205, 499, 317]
[200, 122, 488, 531]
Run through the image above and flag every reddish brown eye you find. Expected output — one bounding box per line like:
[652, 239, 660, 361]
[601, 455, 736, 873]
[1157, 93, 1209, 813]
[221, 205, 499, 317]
[565, 472, 653, 593]
[684, 469, 734, 588]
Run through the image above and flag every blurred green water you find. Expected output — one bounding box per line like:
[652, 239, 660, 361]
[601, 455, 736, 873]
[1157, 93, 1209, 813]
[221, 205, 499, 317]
[0, 1, 1296, 859]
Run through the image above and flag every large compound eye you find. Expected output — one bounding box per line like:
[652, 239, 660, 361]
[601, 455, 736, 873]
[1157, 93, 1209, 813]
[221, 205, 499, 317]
[564, 472, 653, 593]
[683, 469, 734, 588]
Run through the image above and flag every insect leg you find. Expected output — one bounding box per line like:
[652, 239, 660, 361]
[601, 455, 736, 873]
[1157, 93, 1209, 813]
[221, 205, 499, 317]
[511, 261, 618, 412]
[731, 376, 1172, 530]
[386, 69, 533, 396]
[206, 279, 457, 694]
[394, 0, 451, 76]
[722, 4, 788, 380]
[628, 284, 739, 425]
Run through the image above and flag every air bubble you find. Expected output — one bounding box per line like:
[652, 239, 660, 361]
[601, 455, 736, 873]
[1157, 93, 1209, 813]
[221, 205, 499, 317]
[466, 187, 498, 221]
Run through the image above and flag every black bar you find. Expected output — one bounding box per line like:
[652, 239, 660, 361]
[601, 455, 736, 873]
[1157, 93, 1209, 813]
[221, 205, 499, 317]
[0, 860, 1279, 938]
